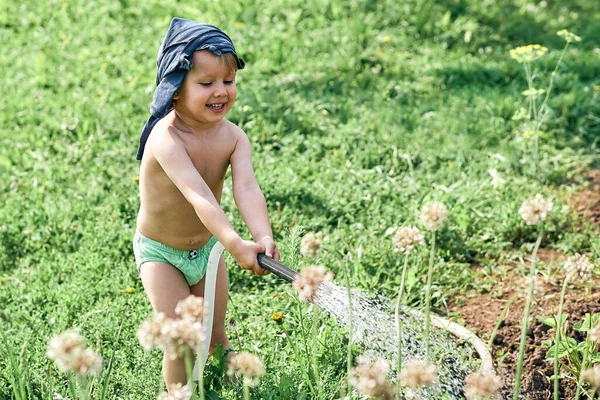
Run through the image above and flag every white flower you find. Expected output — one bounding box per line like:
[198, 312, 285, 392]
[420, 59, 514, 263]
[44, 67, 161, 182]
[349, 355, 394, 400]
[300, 232, 322, 258]
[464, 371, 502, 399]
[564, 253, 594, 282]
[227, 352, 265, 387]
[589, 323, 600, 344]
[156, 383, 192, 400]
[292, 265, 334, 301]
[47, 331, 102, 375]
[175, 295, 206, 322]
[398, 359, 437, 388]
[392, 227, 425, 254]
[420, 202, 448, 231]
[519, 194, 553, 225]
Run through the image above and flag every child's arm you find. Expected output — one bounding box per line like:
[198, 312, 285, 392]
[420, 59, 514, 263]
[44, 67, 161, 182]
[152, 130, 265, 273]
[230, 130, 280, 262]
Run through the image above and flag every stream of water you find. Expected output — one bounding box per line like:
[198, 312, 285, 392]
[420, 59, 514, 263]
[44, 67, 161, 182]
[315, 282, 478, 398]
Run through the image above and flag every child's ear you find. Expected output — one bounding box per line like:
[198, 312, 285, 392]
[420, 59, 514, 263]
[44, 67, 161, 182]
[173, 91, 180, 101]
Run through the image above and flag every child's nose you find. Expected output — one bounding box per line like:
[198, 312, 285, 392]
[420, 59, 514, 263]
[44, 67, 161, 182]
[213, 82, 227, 96]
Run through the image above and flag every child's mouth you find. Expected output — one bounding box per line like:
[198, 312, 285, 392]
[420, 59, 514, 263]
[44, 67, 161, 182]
[206, 103, 226, 111]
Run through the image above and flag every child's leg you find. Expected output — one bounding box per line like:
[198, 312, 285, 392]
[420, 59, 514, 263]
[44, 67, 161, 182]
[140, 261, 191, 387]
[191, 255, 232, 354]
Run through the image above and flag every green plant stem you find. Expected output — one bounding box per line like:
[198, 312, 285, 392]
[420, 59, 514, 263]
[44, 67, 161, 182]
[574, 337, 592, 400]
[554, 276, 570, 400]
[538, 43, 570, 128]
[395, 254, 410, 396]
[311, 306, 323, 400]
[425, 231, 436, 360]
[243, 382, 250, 400]
[183, 349, 198, 400]
[343, 262, 354, 399]
[513, 226, 544, 400]
[195, 347, 205, 400]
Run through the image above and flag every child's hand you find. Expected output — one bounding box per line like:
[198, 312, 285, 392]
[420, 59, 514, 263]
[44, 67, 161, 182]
[231, 239, 269, 276]
[257, 236, 280, 261]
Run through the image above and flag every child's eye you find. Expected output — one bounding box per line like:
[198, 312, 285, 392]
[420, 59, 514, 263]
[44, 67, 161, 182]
[199, 82, 212, 86]
[224, 80, 235, 85]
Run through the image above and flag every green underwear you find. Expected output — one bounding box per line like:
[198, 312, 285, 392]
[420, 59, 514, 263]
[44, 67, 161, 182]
[133, 231, 219, 286]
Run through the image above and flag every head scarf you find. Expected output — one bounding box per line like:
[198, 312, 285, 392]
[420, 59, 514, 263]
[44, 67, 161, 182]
[136, 18, 245, 160]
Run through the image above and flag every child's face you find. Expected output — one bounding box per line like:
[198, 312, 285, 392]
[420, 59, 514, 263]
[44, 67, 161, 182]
[173, 50, 237, 125]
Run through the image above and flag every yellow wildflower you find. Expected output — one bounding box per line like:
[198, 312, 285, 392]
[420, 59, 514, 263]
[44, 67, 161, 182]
[125, 287, 134, 294]
[62, 3, 68, 8]
[382, 36, 390, 42]
[404, 51, 411, 57]
[594, 85, 600, 91]
[272, 311, 283, 321]
[133, 176, 140, 183]
[521, 88, 545, 97]
[234, 22, 245, 28]
[557, 29, 581, 43]
[376, 48, 383, 57]
[509, 44, 548, 63]
[333, 149, 338, 156]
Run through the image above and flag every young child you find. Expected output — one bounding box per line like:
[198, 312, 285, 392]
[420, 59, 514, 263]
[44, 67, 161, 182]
[133, 18, 279, 387]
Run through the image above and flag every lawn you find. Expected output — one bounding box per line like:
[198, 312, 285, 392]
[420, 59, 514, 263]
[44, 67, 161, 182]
[1, 0, 599, 399]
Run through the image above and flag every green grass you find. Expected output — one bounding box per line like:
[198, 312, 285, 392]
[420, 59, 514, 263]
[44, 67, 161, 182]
[1, 0, 599, 398]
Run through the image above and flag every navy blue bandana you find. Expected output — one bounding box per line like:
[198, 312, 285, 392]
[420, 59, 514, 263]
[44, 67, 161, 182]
[136, 18, 245, 160]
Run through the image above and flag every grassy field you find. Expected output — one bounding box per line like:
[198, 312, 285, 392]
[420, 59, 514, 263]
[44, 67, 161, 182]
[1, 0, 599, 398]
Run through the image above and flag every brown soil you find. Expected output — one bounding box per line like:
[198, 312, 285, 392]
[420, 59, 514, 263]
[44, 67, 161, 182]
[570, 170, 600, 226]
[449, 171, 600, 399]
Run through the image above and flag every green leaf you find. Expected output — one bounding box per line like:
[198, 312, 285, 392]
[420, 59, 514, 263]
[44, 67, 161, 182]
[536, 315, 557, 328]
[574, 313, 592, 331]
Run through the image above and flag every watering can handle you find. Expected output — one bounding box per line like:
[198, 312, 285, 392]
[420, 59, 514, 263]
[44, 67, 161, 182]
[257, 254, 299, 283]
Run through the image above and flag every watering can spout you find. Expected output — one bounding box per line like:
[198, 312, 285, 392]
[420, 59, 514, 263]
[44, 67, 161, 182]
[257, 254, 299, 283]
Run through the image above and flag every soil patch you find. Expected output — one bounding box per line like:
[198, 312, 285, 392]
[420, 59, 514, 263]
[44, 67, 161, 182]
[450, 264, 600, 399]
[570, 170, 600, 226]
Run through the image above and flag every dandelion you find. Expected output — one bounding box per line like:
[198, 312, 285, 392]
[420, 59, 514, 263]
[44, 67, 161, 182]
[581, 365, 600, 392]
[292, 265, 334, 301]
[175, 295, 206, 322]
[157, 383, 193, 400]
[349, 355, 394, 399]
[227, 352, 265, 387]
[464, 371, 502, 399]
[519, 194, 553, 225]
[160, 318, 206, 360]
[271, 311, 283, 321]
[300, 232, 322, 258]
[392, 226, 425, 254]
[564, 253, 594, 282]
[47, 331, 102, 375]
[133, 176, 140, 183]
[419, 201, 448, 232]
[589, 323, 600, 344]
[125, 287, 134, 293]
[509, 44, 548, 63]
[398, 359, 437, 388]
[557, 29, 581, 43]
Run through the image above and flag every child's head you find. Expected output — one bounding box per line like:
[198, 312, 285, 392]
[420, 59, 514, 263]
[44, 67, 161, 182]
[173, 50, 239, 124]
[136, 18, 245, 159]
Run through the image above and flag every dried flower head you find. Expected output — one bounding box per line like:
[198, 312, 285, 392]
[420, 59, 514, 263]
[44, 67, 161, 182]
[292, 265, 334, 301]
[137, 312, 169, 351]
[464, 371, 502, 400]
[160, 318, 206, 360]
[47, 331, 102, 375]
[581, 365, 600, 392]
[349, 355, 394, 400]
[419, 202, 448, 232]
[392, 227, 425, 254]
[557, 29, 581, 43]
[398, 359, 438, 388]
[175, 295, 206, 322]
[137, 313, 205, 360]
[227, 352, 265, 387]
[564, 253, 594, 282]
[156, 383, 192, 400]
[300, 232, 322, 259]
[519, 194, 553, 225]
[509, 44, 548, 63]
[589, 323, 600, 344]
